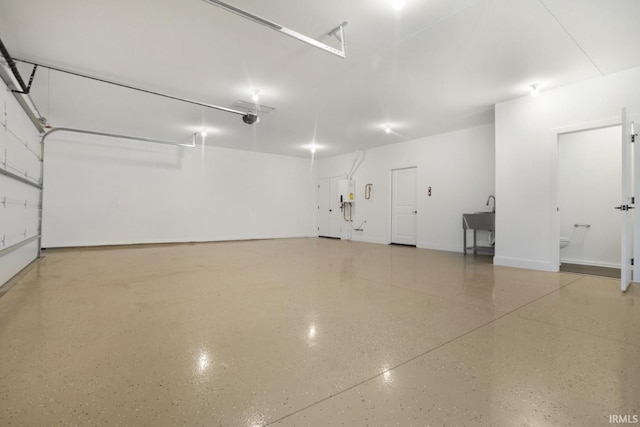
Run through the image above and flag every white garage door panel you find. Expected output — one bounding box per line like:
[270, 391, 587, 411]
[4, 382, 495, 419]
[0, 76, 42, 288]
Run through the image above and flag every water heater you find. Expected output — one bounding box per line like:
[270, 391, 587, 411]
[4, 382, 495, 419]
[338, 179, 355, 203]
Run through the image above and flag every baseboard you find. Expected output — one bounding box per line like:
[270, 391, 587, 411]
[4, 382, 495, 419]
[560, 258, 620, 269]
[42, 234, 318, 249]
[493, 256, 558, 272]
[417, 242, 461, 253]
[350, 235, 390, 245]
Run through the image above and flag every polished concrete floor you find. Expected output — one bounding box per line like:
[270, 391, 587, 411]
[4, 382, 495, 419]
[1, 238, 638, 426]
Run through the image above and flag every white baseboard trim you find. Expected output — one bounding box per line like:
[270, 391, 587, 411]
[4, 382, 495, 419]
[560, 258, 621, 269]
[43, 234, 317, 249]
[494, 256, 558, 272]
[350, 235, 390, 245]
[417, 242, 461, 253]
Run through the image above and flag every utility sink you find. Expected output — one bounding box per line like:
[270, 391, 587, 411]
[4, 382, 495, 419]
[463, 212, 495, 256]
[463, 212, 495, 230]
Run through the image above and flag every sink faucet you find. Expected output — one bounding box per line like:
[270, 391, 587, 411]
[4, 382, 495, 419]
[486, 195, 495, 213]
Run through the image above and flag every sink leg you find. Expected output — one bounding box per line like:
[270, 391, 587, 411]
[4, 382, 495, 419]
[463, 229, 467, 255]
[473, 230, 477, 256]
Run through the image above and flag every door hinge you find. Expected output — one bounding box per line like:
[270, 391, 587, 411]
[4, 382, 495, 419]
[632, 197, 636, 204]
[632, 133, 637, 143]
[632, 258, 634, 266]
[615, 204, 635, 211]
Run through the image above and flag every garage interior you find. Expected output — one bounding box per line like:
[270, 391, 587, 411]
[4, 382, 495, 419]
[1, 1, 640, 425]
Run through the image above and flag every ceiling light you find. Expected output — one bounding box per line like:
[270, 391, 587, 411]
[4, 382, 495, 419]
[252, 89, 260, 102]
[200, 129, 208, 137]
[392, 1, 404, 11]
[306, 142, 322, 154]
[530, 83, 540, 97]
[384, 124, 392, 134]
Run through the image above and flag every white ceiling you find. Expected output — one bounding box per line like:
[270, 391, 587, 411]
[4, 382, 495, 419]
[1, 0, 639, 158]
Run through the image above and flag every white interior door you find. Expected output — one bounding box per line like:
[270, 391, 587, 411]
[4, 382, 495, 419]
[621, 108, 636, 291]
[318, 179, 330, 237]
[318, 177, 341, 238]
[634, 112, 640, 291]
[391, 167, 417, 245]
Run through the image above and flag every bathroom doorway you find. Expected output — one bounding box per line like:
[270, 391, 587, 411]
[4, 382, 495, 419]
[558, 125, 622, 277]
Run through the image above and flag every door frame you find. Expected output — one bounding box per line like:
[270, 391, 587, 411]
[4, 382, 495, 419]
[388, 166, 418, 245]
[551, 117, 621, 272]
[317, 175, 343, 238]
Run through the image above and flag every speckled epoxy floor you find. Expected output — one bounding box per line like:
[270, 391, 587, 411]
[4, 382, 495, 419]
[0, 238, 638, 426]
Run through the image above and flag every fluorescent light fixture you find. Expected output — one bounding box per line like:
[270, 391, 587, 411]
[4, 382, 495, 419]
[530, 83, 540, 97]
[202, 0, 348, 59]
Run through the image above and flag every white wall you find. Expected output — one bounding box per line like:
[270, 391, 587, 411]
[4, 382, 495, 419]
[495, 66, 640, 272]
[0, 77, 42, 287]
[559, 126, 621, 268]
[42, 133, 316, 247]
[316, 123, 495, 251]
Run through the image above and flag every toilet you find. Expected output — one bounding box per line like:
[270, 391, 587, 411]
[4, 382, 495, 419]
[560, 237, 570, 249]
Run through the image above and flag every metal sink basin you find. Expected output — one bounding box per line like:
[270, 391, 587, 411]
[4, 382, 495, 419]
[463, 212, 495, 230]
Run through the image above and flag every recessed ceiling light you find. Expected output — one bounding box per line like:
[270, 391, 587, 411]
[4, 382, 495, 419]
[200, 129, 208, 137]
[384, 124, 392, 134]
[252, 89, 260, 102]
[305, 142, 322, 154]
[530, 83, 540, 97]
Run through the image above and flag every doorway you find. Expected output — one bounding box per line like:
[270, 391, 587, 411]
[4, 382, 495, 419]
[391, 167, 417, 246]
[317, 177, 342, 238]
[558, 126, 621, 275]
